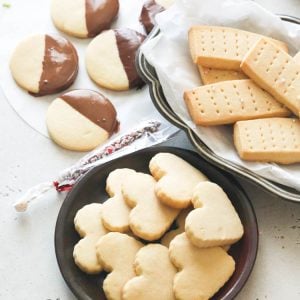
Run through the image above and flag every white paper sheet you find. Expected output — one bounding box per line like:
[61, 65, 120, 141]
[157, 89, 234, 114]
[0, 0, 165, 138]
[141, 0, 300, 191]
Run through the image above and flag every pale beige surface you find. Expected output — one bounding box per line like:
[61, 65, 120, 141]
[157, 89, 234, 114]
[10, 34, 45, 94]
[122, 244, 176, 300]
[102, 169, 136, 232]
[184, 79, 290, 126]
[241, 38, 300, 117]
[149, 153, 208, 208]
[189, 26, 288, 70]
[197, 65, 247, 85]
[234, 117, 300, 164]
[73, 203, 108, 274]
[185, 182, 244, 248]
[1, 1, 300, 300]
[169, 233, 235, 300]
[161, 207, 192, 247]
[46, 98, 109, 152]
[51, 0, 88, 38]
[86, 30, 129, 91]
[122, 172, 179, 241]
[96, 233, 143, 300]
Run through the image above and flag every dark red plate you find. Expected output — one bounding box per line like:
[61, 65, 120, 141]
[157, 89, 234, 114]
[55, 146, 258, 300]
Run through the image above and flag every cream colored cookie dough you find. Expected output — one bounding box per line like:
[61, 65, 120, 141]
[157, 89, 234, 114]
[169, 233, 235, 300]
[161, 207, 192, 247]
[46, 98, 109, 152]
[123, 244, 176, 300]
[73, 203, 108, 274]
[156, 0, 174, 8]
[86, 30, 129, 91]
[96, 232, 143, 300]
[122, 172, 180, 241]
[51, 0, 88, 38]
[185, 182, 244, 248]
[102, 169, 137, 232]
[149, 153, 208, 208]
[10, 34, 45, 94]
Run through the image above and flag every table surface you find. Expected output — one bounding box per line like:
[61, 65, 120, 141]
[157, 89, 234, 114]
[1, 1, 300, 299]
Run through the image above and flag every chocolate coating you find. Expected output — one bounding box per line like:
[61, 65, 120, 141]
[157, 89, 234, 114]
[35, 35, 78, 97]
[85, 0, 119, 38]
[60, 89, 119, 135]
[139, 0, 165, 34]
[114, 29, 146, 89]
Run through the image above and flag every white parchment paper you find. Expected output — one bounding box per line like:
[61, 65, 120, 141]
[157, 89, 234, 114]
[0, 0, 165, 138]
[141, 0, 300, 190]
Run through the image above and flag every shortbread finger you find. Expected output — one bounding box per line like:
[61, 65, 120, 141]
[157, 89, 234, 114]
[241, 38, 300, 117]
[294, 51, 300, 64]
[198, 65, 247, 85]
[184, 79, 290, 126]
[189, 26, 288, 70]
[234, 118, 300, 164]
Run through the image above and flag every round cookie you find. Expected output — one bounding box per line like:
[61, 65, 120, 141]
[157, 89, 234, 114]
[10, 34, 78, 96]
[139, 0, 174, 34]
[51, 0, 119, 38]
[46, 89, 119, 151]
[86, 28, 146, 91]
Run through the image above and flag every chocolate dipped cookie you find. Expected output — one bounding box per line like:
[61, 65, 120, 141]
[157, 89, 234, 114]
[51, 0, 119, 38]
[10, 34, 78, 96]
[46, 89, 119, 151]
[86, 28, 146, 91]
[140, 0, 174, 34]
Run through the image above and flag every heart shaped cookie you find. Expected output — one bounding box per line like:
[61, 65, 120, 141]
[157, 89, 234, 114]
[185, 182, 244, 248]
[169, 233, 235, 300]
[122, 244, 176, 300]
[149, 153, 208, 208]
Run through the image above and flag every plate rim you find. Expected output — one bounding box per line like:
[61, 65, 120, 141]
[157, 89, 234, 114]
[54, 146, 259, 300]
[136, 15, 300, 203]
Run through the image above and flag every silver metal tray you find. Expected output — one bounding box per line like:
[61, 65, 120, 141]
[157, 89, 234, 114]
[136, 15, 300, 202]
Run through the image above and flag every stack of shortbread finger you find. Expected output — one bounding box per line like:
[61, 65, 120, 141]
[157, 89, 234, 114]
[185, 26, 300, 164]
[73, 153, 244, 300]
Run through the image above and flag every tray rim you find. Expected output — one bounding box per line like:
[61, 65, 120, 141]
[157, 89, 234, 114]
[136, 14, 300, 203]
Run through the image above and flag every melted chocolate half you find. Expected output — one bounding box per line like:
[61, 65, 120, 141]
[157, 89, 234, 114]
[35, 35, 78, 97]
[139, 0, 165, 34]
[60, 89, 119, 135]
[114, 29, 146, 89]
[85, 0, 119, 38]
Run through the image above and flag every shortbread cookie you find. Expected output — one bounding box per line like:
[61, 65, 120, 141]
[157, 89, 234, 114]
[139, 0, 173, 34]
[10, 34, 78, 96]
[51, 0, 119, 38]
[73, 203, 108, 274]
[189, 26, 288, 70]
[161, 207, 192, 247]
[149, 153, 208, 208]
[185, 182, 244, 248]
[169, 233, 235, 300]
[86, 29, 145, 91]
[46, 90, 119, 152]
[102, 169, 136, 232]
[123, 244, 176, 300]
[241, 38, 300, 117]
[184, 79, 290, 126]
[198, 65, 247, 85]
[96, 232, 143, 300]
[234, 117, 300, 164]
[294, 51, 300, 63]
[122, 172, 179, 241]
